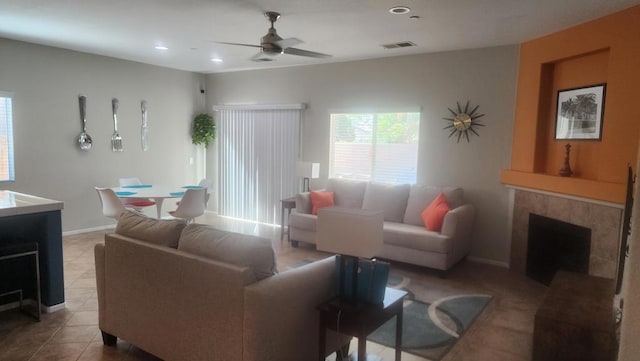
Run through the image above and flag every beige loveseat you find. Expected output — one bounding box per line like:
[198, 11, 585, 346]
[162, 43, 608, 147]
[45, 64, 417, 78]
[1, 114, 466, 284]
[95, 211, 349, 361]
[289, 179, 475, 273]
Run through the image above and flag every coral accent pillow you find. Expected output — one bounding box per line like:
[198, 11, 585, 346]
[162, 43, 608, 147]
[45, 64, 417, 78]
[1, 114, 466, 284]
[421, 192, 450, 231]
[310, 191, 335, 215]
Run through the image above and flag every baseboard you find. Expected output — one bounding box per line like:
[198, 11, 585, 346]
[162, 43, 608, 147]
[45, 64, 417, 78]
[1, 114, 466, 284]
[65, 212, 222, 235]
[63, 224, 115, 236]
[0, 300, 64, 313]
[467, 256, 510, 269]
[43, 302, 66, 313]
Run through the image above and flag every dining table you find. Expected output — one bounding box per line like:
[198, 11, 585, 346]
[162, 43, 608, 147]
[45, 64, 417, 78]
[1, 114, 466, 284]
[112, 184, 203, 219]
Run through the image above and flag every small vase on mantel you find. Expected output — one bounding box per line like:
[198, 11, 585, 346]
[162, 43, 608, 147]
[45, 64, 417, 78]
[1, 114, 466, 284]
[559, 143, 573, 177]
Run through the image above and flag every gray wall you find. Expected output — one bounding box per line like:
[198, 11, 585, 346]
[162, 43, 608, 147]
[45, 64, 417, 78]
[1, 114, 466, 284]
[0, 38, 204, 232]
[206, 45, 519, 265]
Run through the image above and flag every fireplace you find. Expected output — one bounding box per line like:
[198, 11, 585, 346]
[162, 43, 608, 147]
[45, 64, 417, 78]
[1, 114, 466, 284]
[526, 214, 591, 285]
[510, 189, 622, 280]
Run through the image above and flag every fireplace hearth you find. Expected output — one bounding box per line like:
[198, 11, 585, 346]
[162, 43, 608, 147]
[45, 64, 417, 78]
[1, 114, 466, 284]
[527, 213, 591, 285]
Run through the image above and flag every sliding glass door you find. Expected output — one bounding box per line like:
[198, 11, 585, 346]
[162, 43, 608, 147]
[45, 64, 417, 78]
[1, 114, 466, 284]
[215, 105, 302, 225]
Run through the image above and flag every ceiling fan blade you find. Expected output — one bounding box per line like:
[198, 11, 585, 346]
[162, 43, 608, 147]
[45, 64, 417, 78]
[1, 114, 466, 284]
[250, 51, 277, 62]
[216, 41, 262, 49]
[275, 37, 303, 49]
[283, 47, 332, 58]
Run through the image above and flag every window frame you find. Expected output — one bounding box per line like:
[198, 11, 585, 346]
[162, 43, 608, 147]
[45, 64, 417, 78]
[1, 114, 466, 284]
[0, 91, 15, 182]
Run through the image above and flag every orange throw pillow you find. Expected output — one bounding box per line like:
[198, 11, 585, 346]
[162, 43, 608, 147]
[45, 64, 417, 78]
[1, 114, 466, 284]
[310, 191, 335, 215]
[421, 192, 450, 231]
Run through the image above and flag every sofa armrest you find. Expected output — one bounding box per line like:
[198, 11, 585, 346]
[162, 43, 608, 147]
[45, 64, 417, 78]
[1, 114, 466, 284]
[441, 204, 476, 261]
[94, 243, 106, 329]
[295, 192, 312, 214]
[243, 256, 351, 361]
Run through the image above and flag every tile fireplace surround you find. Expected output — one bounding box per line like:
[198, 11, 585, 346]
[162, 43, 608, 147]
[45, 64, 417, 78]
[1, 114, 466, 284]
[510, 188, 623, 279]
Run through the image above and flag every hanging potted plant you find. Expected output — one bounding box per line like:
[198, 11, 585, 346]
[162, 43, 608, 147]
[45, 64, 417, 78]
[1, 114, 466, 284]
[192, 113, 215, 183]
[192, 113, 216, 148]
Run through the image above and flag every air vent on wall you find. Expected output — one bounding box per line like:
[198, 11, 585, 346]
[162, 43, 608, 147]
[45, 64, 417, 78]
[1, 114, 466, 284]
[382, 41, 416, 49]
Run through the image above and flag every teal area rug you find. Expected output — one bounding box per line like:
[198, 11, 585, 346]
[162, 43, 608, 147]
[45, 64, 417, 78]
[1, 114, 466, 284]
[367, 294, 491, 360]
[290, 260, 491, 360]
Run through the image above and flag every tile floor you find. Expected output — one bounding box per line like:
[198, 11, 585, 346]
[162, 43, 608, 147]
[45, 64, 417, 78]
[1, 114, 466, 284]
[0, 213, 547, 360]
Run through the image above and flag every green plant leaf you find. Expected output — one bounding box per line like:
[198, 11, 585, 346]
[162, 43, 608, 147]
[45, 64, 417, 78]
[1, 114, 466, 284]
[192, 113, 216, 148]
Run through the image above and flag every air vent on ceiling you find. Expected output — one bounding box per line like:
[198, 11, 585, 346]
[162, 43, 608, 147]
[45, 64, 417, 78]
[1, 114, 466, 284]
[382, 41, 416, 49]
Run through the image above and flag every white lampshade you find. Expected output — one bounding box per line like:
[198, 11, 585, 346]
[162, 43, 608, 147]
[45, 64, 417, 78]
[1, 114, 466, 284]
[316, 206, 384, 258]
[296, 161, 320, 179]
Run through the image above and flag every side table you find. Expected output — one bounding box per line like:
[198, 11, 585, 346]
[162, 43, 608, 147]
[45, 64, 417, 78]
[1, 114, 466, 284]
[318, 287, 407, 361]
[280, 196, 296, 241]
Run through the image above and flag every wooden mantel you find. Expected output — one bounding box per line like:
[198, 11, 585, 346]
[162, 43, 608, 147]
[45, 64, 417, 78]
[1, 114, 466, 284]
[501, 170, 625, 204]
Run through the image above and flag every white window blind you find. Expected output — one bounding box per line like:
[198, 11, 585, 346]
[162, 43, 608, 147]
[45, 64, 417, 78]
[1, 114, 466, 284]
[215, 104, 302, 225]
[329, 111, 420, 184]
[0, 92, 15, 182]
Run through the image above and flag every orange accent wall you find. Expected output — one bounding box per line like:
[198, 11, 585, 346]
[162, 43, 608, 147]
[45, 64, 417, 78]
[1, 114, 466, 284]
[501, 5, 640, 204]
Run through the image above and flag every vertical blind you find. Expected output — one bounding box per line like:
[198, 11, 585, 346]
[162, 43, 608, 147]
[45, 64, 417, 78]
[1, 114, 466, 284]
[0, 92, 14, 182]
[215, 104, 302, 225]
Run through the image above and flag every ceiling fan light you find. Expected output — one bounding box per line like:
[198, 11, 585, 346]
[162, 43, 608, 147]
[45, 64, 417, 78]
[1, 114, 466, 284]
[389, 6, 411, 15]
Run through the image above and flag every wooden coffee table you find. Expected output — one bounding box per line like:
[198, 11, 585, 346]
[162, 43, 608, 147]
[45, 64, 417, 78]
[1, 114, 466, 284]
[317, 287, 407, 361]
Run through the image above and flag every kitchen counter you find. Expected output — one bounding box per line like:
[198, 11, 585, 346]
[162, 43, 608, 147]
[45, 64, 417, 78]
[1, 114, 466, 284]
[0, 191, 64, 217]
[0, 191, 65, 312]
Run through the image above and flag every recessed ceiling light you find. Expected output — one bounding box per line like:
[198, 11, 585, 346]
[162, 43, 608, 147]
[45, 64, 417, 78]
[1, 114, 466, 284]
[389, 6, 411, 15]
[154, 45, 168, 50]
[211, 58, 223, 63]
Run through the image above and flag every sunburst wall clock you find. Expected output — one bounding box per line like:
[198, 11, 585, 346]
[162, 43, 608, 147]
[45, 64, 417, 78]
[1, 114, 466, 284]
[443, 101, 485, 143]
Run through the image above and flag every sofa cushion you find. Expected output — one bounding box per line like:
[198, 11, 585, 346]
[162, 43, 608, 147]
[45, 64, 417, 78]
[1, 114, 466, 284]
[326, 179, 367, 209]
[310, 191, 335, 215]
[421, 193, 450, 231]
[177, 224, 278, 280]
[404, 185, 464, 226]
[361, 182, 410, 222]
[383, 222, 452, 254]
[115, 210, 187, 248]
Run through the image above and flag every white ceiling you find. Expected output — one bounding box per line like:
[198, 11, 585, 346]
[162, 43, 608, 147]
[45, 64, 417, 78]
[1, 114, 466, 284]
[1, 0, 639, 74]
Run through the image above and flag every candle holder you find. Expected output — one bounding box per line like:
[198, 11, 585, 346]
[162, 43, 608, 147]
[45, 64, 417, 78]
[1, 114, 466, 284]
[559, 143, 573, 177]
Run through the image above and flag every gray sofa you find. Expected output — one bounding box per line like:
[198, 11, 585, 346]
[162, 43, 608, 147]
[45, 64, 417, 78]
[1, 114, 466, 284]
[289, 179, 476, 272]
[95, 211, 350, 361]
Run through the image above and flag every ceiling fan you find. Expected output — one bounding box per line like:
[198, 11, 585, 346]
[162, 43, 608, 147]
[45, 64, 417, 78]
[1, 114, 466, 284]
[218, 11, 332, 62]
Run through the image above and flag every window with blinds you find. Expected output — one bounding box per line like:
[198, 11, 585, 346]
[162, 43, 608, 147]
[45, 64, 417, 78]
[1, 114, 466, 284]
[0, 93, 14, 182]
[329, 111, 420, 184]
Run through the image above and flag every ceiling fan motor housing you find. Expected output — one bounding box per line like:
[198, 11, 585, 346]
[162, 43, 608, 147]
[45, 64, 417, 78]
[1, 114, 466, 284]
[261, 28, 284, 54]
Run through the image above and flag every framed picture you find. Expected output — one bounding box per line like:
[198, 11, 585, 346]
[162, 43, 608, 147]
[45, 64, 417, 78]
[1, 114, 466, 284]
[555, 84, 606, 140]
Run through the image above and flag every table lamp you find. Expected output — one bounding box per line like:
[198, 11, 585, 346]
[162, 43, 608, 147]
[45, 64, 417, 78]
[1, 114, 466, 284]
[295, 161, 320, 192]
[316, 207, 384, 304]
